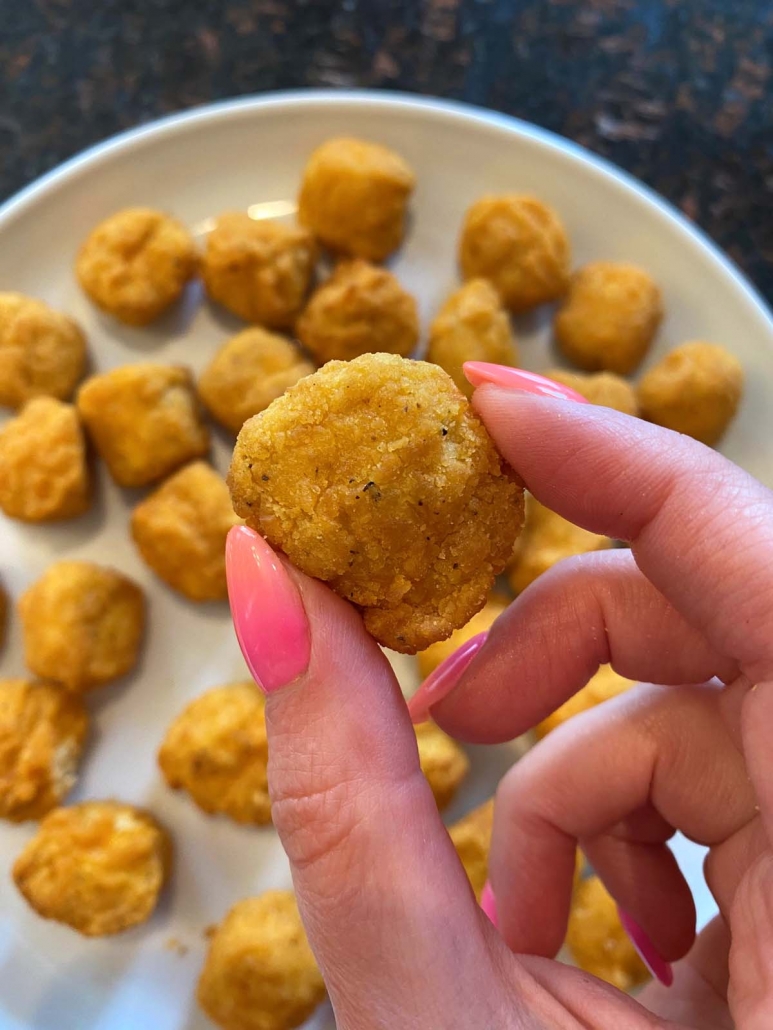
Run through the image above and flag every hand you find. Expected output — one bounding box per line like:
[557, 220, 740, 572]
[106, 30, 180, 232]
[225, 365, 773, 1029]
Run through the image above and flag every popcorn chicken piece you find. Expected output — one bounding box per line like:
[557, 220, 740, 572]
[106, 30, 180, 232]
[637, 341, 743, 446]
[555, 262, 662, 375]
[19, 560, 145, 693]
[0, 398, 90, 522]
[415, 721, 469, 810]
[0, 293, 86, 409]
[198, 892, 326, 1030]
[77, 363, 209, 487]
[545, 369, 638, 416]
[298, 137, 415, 262]
[417, 595, 507, 680]
[535, 665, 634, 739]
[449, 799, 494, 900]
[76, 207, 198, 325]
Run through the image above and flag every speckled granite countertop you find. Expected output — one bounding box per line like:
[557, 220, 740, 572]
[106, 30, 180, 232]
[1, 0, 771, 302]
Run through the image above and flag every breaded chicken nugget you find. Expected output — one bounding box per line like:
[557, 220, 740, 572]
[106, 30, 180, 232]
[131, 462, 240, 602]
[0, 678, 88, 822]
[19, 560, 145, 693]
[637, 341, 743, 446]
[449, 799, 494, 900]
[13, 800, 171, 936]
[417, 595, 507, 680]
[203, 213, 316, 328]
[77, 363, 209, 487]
[298, 137, 415, 262]
[459, 196, 570, 312]
[0, 293, 86, 409]
[76, 207, 198, 325]
[535, 665, 634, 739]
[415, 721, 469, 810]
[545, 369, 638, 416]
[296, 259, 418, 363]
[229, 354, 522, 654]
[0, 398, 90, 522]
[199, 328, 315, 435]
[198, 892, 326, 1030]
[555, 262, 662, 375]
[158, 681, 270, 824]
[428, 279, 518, 398]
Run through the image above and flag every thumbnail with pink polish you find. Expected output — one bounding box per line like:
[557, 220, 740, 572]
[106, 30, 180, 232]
[480, 882, 498, 928]
[463, 362, 589, 403]
[408, 631, 487, 724]
[617, 906, 673, 987]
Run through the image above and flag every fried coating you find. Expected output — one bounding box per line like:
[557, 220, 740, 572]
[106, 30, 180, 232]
[203, 213, 316, 329]
[508, 495, 611, 595]
[417, 595, 507, 680]
[449, 799, 494, 900]
[76, 207, 198, 326]
[428, 280, 518, 398]
[296, 259, 419, 364]
[77, 363, 209, 487]
[566, 873, 649, 991]
[545, 369, 638, 416]
[19, 560, 145, 693]
[13, 800, 171, 937]
[415, 721, 469, 810]
[0, 678, 88, 822]
[459, 195, 570, 312]
[199, 328, 315, 435]
[0, 398, 90, 522]
[555, 262, 662, 375]
[131, 462, 239, 602]
[637, 341, 743, 446]
[535, 665, 634, 739]
[198, 891, 326, 1030]
[159, 681, 270, 824]
[298, 137, 415, 262]
[0, 293, 86, 409]
[229, 354, 522, 654]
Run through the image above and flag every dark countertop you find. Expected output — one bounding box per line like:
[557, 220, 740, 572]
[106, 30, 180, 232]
[1, 0, 771, 303]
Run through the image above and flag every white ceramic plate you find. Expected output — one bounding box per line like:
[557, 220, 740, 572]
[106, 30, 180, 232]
[1, 92, 772, 1030]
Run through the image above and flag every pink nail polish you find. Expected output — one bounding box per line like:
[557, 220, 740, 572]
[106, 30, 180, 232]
[463, 362, 589, 403]
[226, 525, 311, 693]
[407, 632, 487, 724]
[617, 907, 673, 987]
[480, 881, 498, 928]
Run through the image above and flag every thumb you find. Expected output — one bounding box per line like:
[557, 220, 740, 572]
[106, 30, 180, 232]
[225, 526, 500, 1029]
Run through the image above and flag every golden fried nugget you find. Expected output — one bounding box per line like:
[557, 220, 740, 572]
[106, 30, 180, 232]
[298, 137, 415, 262]
[566, 874, 649, 991]
[0, 678, 88, 822]
[535, 665, 634, 739]
[417, 595, 507, 680]
[428, 280, 518, 398]
[19, 560, 145, 693]
[508, 495, 611, 595]
[0, 293, 86, 409]
[459, 195, 570, 312]
[555, 262, 662, 375]
[229, 354, 522, 653]
[77, 363, 209, 487]
[76, 207, 198, 326]
[198, 892, 326, 1030]
[13, 800, 171, 937]
[199, 328, 315, 435]
[449, 799, 494, 900]
[296, 259, 419, 363]
[131, 462, 239, 602]
[159, 682, 270, 824]
[415, 721, 469, 810]
[545, 369, 638, 416]
[0, 398, 90, 522]
[637, 341, 743, 446]
[203, 213, 316, 328]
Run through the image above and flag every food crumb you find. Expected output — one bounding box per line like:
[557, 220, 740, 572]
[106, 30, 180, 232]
[166, 937, 189, 957]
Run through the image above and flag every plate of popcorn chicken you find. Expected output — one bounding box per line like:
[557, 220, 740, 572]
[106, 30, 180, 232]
[0, 91, 771, 1030]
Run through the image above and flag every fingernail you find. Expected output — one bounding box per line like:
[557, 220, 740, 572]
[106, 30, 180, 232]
[226, 525, 311, 693]
[463, 363, 589, 403]
[617, 907, 673, 987]
[480, 881, 498, 928]
[407, 632, 487, 724]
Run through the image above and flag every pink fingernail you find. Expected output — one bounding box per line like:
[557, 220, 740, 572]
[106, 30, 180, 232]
[407, 632, 487, 724]
[463, 362, 589, 403]
[480, 881, 498, 928]
[617, 906, 673, 987]
[226, 525, 311, 693]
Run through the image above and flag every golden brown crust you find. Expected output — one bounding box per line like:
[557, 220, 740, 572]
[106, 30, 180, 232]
[13, 800, 171, 936]
[535, 665, 633, 739]
[76, 207, 198, 325]
[0, 398, 90, 522]
[449, 799, 494, 900]
[228, 354, 522, 653]
[545, 369, 638, 416]
[417, 596, 507, 679]
[0, 293, 86, 409]
[414, 721, 469, 810]
[296, 259, 419, 363]
[297, 137, 415, 262]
